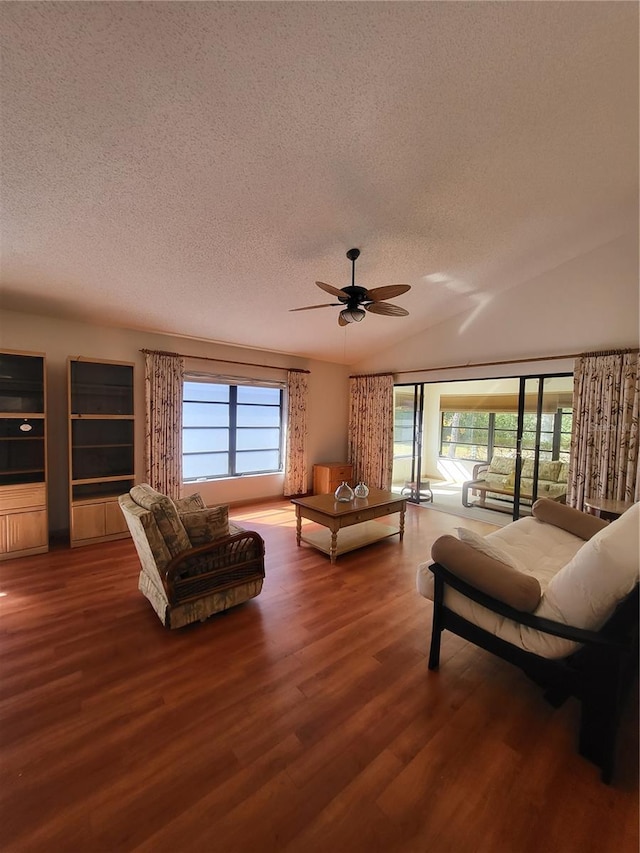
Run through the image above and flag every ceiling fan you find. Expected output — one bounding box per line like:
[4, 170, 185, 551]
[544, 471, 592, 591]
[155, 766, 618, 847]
[290, 248, 411, 326]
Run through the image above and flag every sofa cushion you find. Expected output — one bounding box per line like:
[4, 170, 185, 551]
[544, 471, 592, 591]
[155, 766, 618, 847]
[539, 460, 562, 482]
[539, 502, 640, 631]
[532, 498, 608, 541]
[431, 535, 542, 612]
[129, 484, 191, 558]
[455, 527, 524, 571]
[180, 505, 230, 547]
[488, 455, 515, 475]
[521, 459, 563, 482]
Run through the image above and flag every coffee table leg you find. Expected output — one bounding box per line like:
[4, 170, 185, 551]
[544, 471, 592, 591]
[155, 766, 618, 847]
[296, 508, 301, 546]
[330, 528, 338, 564]
[399, 506, 405, 542]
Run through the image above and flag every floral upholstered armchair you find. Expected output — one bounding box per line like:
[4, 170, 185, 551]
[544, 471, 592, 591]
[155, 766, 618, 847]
[119, 484, 265, 629]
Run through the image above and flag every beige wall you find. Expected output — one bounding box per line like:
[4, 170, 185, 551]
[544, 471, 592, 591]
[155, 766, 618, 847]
[0, 309, 350, 535]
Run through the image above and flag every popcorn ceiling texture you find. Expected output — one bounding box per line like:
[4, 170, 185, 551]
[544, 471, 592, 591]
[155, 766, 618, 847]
[0, 2, 637, 363]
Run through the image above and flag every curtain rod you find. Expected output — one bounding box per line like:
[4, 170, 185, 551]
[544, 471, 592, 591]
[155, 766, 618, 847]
[350, 347, 639, 378]
[140, 348, 310, 374]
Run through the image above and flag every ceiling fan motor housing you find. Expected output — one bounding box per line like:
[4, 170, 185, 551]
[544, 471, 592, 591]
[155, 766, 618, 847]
[340, 285, 369, 307]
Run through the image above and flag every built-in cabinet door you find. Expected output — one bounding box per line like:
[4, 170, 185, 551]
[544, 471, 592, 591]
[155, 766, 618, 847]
[3, 509, 47, 553]
[0, 484, 48, 558]
[72, 499, 130, 544]
[72, 503, 106, 542]
[105, 500, 128, 535]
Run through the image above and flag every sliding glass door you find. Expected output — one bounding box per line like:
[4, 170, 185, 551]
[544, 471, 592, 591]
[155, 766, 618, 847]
[393, 384, 426, 503]
[393, 373, 572, 518]
[511, 375, 572, 520]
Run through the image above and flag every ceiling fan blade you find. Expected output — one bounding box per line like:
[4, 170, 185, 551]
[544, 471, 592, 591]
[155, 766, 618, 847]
[365, 301, 409, 317]
[365, 284, 411, 302]
[338, 313, 349, 327]
[316, 281, 346, 298]
[289, 303, 339, 312]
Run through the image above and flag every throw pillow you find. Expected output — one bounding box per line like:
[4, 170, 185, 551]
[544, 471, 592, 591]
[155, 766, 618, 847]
[180, 505, 230, 547]
[130, 484, 191, 557]
[455, 527, 524, 571]
[542, 502, 639, 630]
[174, 493, 206, 512]
[488, 455, 515, 476]
[531, 498, 608, 541]
[538, 460, 562, 482]
[431, 535, 541, 612]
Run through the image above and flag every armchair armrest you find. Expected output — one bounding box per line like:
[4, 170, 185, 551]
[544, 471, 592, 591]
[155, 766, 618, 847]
[429, 562, 631, 649]
[472, 462, 490, 479]
[163, 530, 265, 605]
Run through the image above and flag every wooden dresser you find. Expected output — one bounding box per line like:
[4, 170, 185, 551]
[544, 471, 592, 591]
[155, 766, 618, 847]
[313, 462, 353, 495]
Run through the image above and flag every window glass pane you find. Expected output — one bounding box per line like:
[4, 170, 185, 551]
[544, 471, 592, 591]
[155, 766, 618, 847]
[440, 443, 487, 461]
[183, 402, 229, 427]
[183, 453, 229, 480]
[183, 382, 229, 403]
[394, 425, 414, 442]
[394, 441, 413, 457]
[237, 405, 280, 427]
[182, 379, 283, 481]
[493, 430, 517, 447]
[539, 413, 555, 431]
[494, 413, 518, 429]
[237, 428, 280, 450]
[183, 429, 228, 453]
[236, 449, 280, 473]
[237, 386, 280, 405]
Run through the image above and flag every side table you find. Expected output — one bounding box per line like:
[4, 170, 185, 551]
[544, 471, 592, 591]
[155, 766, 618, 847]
[584, 497, 635, 521]
[401, 479, 433, 503]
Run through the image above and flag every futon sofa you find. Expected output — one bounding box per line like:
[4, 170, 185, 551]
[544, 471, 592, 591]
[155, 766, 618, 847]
[416, 499, 639, 782]
[462, 455, 568, 511]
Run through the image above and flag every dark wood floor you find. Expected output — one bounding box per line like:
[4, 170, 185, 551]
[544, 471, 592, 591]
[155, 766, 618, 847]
[0, 500, 637, 852]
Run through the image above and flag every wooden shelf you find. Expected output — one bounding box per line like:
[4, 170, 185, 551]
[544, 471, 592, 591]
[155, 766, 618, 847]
[0, 351, 48, 560]
[68, 358, 135, 547]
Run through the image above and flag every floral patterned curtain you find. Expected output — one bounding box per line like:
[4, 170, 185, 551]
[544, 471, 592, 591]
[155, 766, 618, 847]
[284, 370, 308, 496]
[348, 374, 394, 490]
[144, 352, 185, 500]
[568, 350, 639, 509]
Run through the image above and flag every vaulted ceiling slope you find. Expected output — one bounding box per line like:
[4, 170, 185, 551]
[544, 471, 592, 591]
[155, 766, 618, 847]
[1, 2, 638, 364]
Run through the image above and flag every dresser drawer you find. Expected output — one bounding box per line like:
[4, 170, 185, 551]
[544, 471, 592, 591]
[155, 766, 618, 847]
[313, 463, 353, 495]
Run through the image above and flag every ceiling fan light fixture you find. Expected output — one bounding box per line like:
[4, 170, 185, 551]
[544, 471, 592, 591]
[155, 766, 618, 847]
[340, 307, 365, 324]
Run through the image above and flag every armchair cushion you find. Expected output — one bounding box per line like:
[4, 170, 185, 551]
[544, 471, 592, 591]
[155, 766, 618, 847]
[180, 505, 230, 547]
[129, 484, 191, 557]
[532, 498, 608, 541]
[431, 535, 542, 613]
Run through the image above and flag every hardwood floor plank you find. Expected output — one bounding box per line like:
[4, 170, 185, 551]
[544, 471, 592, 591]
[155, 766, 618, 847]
[0, 499, 636, 852]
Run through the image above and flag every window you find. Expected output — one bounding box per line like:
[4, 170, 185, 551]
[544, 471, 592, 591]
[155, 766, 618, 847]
[440, 409, 572, 463]
[183, 379, 283, 481]
[440, 412, 489, 461]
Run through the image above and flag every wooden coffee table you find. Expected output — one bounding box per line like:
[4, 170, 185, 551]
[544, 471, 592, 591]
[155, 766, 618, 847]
[291, 488, 406, 564]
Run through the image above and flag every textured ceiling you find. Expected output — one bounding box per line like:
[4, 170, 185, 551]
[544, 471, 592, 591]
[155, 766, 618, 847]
[1, 2, 638, 364]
